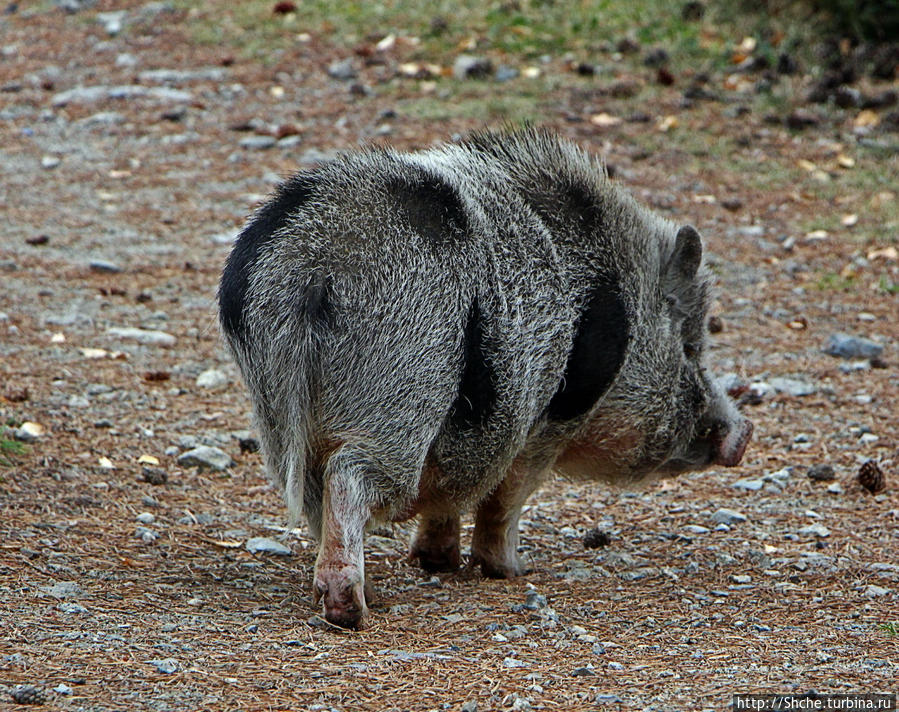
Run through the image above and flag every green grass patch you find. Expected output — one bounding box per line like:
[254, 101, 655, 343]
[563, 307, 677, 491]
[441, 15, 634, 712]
[0, 436, 26, 467]
[815, 271, 857, 291]
[879, 621, 899, 637]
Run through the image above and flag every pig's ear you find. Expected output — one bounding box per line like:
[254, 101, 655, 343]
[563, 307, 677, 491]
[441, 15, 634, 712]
[670, 225, 703, 279]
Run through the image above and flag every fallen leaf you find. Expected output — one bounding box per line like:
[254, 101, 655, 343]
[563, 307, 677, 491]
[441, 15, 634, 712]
[98, 456, 115, 469]
[868, 246, 898, 261]
[212, 540, 243, 549]
[836, 154, 855, 168]
[657, 115, 678, 132]
[137, 454, 160, 466]
[854, 110, 880, 128]
[589, 113, 622, 127]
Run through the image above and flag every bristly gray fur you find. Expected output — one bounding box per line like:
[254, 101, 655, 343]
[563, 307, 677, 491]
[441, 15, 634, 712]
[218, 126, 740, 535]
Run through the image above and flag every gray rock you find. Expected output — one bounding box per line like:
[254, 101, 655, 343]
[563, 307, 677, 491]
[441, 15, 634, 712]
[827, 482, 844, 495]
[52, 85, 192, 106]
[732, 477, 764, 491]
[453, 55, 493, 79]
[864, 584, 891, 598]
[239, 135, 277, 150]
[53, 684, 73, 695]
[327, 59, 357, 80]
[177, 445, 233, 471]
[524, 590, 547, 610]
[41, 155, 61, 169]
[711, 508, 746, 524]
[798, 524, 830, 537]
[823, 333, 884, 359]
[107, 326, 176, 346]
[57, 0, 97, 11]
[89, 259, 122, 273]
[97, 10, 126, 35]
[58, 601, 88, 614]
[138, 68, 227, 84]
[246, 537, 291, 556]
[730, 574, 752, 584]
[136, 512, 155, 524]
[135, 526, 159, 542]
[147, 658, 179, 674]
[196, 369, 228, 388]
[44, 581, 84, 599]
[769, 377, 817, 397]
[461, 702, 478, 712]
[495, 65, 520, 82]
[808, 464, 836, 481]
[683, 524, 710, 534]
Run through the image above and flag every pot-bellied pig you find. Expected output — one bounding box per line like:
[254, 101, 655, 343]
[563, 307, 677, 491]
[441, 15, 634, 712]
[218, 127, 753, 629]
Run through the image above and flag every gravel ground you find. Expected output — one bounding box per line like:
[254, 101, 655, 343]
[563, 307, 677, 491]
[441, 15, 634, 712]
[1, 2, 897, 710]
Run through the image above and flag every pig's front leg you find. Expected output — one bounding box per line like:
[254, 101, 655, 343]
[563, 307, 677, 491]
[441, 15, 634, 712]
[410, 511, 462, 572]
[471, 465, 545, 578]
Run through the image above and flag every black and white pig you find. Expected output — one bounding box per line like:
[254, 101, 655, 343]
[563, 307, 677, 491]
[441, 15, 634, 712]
[218, 127, 753, 629]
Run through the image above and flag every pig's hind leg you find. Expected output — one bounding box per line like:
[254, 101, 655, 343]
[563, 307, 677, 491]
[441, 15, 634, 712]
[410, 511, 462, 572]
[312, 448, 373, 629]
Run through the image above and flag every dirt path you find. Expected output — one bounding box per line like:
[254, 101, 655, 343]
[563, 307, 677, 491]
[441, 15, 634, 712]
[1, 2, 896, 710]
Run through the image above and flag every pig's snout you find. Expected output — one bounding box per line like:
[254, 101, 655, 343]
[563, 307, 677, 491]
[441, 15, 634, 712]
[711, 417, 753, 467]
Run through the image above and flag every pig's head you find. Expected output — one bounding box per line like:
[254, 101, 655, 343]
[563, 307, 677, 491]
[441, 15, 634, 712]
[555, 223, 753, 485]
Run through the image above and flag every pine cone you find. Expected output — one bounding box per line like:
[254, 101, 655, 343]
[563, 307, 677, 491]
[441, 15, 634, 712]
[11, 685, 46, 705]
[858, 460, 885, 494]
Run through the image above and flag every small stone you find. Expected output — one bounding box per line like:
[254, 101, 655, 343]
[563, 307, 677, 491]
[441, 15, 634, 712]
[141, 466, 168, 485]
[41, 155, 61, 169]
[13, 421, 44, 441]
[196, 369, 228, 388]
[44, 581, 84, 599]
[461, 702, 478, 712]
[823, 333, 884, 360]
[58, 601, 88, 614]
[238, 437, 260, 454]
[808, 464, 836, 481]
[245, 537, 291, 556]
[136, 512, 155, 524]
[524, 590, 547, 610]
[730, 574, 751, 584]
[786, 109, 819, 130]
[798, 524, 830, 538]
[239, 135, 277, 150]
[89, 259, 122, 273]
[135, 526, 159, 542]
[327, 58, 357, 80]
[495, 65, 519, 82]
[827, 483, 844, 495]
[177, 446, 233, 472]
[11, 685, 46, 705]
[571, 666, 596, 677]
[453, 55, 493, 80]
[582, 528, 611, 549]
[864, 584, 891, 598]
[711, 508, 746, 525]
[147, 658, 179, 674]
[107, 326, 175, 347]
[859, 433, 879, 445]
[769, 377, 817, 397]
[732, 477, 764, 491]
[683, 524, 709, 534]
[608, 661, 624, 670]
[53, 684, 73, 695]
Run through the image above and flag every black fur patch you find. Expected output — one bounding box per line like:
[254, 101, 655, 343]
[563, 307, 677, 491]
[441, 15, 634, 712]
[524, 178, 603, 238]
[547, 277, 629, 421]
[219, 173, 317, 338]
[300, 269, 330, 323]
[449, 299, 495, 429]
[388, 171, 469, 246]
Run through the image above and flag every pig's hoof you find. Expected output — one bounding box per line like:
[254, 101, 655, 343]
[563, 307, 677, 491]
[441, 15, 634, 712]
[313, 570, 368, 630]
[409, 540, 461, 573]
[471, 551, 527, 579]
